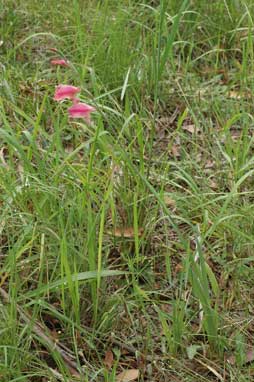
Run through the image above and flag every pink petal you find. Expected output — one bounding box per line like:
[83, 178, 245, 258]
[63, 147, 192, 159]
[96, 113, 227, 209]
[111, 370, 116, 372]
[51, 59, 69, 67]
[53, 85, 80, 101]
[68, 102, 95, 122]
[69, 103, 95, 114]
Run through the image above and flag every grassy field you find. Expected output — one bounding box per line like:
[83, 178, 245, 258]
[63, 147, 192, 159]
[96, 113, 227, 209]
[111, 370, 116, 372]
[1, 0, 254, 380]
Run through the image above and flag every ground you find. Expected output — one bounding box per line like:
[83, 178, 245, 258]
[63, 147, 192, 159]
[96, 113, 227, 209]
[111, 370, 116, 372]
[1, 0, 254, 381]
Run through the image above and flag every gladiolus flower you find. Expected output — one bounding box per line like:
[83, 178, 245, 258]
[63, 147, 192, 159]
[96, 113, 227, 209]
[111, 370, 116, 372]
[54, 85, 80, 101]
[51, 59, 69, 67]
[68, 102, 96, 123]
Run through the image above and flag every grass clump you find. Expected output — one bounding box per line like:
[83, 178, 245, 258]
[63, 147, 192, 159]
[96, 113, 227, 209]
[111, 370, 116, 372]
[1, 0, 254, 381]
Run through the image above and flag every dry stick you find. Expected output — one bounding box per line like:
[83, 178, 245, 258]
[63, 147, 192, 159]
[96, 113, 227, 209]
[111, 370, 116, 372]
[0, 287, 80, 378]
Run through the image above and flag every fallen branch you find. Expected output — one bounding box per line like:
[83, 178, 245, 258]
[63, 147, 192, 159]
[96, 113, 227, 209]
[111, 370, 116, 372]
[0, 287, 81, 379]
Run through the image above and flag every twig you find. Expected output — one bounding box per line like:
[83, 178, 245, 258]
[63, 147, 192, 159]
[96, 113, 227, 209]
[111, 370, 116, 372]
[0, 287, 81, 378]
[49, 367, 65, 381]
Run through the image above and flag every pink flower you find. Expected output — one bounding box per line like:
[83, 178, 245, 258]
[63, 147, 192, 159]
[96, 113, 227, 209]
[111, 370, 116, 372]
[54, 85, 80, 101]
[51, 59, 69, 67]
[68, 102, 96, 123]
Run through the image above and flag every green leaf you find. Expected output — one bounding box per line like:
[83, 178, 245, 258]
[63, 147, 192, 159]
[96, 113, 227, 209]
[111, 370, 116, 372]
[186, 345, 200, 360]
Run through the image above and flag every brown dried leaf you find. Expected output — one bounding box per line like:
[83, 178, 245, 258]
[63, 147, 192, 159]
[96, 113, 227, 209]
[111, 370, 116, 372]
[110, 227, 143, 238]
[171, 144, 181, 157]
[182, 124, 198, 134]
[116, 369, 139, 382]
[104, 349, 114, 369]
[174, 263, 183, 274]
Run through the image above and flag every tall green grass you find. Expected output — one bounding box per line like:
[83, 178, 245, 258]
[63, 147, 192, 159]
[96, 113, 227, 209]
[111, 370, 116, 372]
[1, 0, 254, 381]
